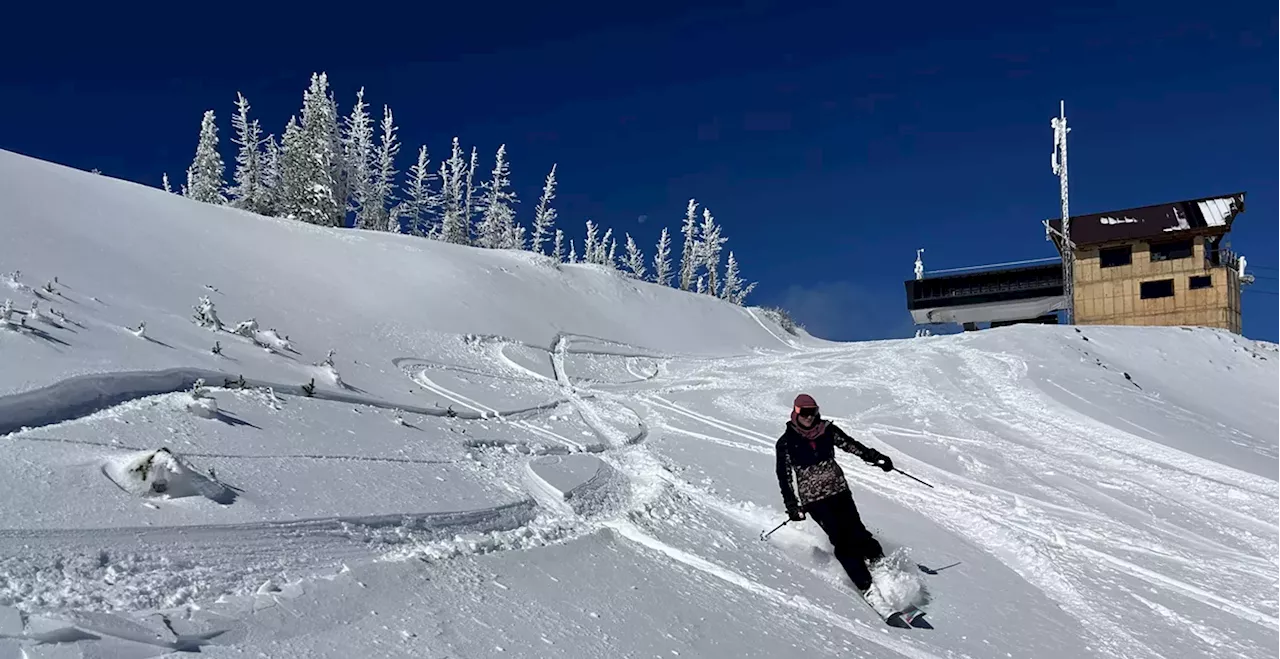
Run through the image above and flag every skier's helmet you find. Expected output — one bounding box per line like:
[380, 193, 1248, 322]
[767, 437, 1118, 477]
[792, 393, 819, 421]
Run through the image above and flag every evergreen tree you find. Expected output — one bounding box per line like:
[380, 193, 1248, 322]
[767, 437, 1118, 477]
[552, 228, 565, 262]
[720, 251, 743, 302]
[277, 116, 306, 219]
[604, 230, 617, 267]
[369, 105, 400, 231]
[530, 164, 558, 254]
[438, 137, 470, 244]
[720, 251, 757, 305]
[699, 207, 727, 296]
[228, 93, 264, 213]
[678, 199, 701, 291]
[583, 220, 600, 263]
[463, 147, 480, 239]
[568, 240, 577, 263]
[162, 173, 172, 193]
[286, 73, 343, 226]
[652, 227, 672, 286]
[475, 144, 518, 249]
[260, 134, 281, 215]
[402, 145, 437, 236]
[343, 87, 375, 228]
[184, 110, 225, 204]
[624, 234, 646, 279]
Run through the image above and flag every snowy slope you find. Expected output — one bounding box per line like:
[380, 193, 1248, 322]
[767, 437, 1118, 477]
[0, 149, 1276, 659]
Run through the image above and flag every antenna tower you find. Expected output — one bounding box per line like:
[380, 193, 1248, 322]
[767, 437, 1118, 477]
[1051, 100, 1075, 324]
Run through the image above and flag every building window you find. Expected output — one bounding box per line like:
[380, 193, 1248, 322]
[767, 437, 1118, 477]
[1150, 239, 1193, 262]
[1140, 279, 1175, 299]
[1099, 246, 1132, 268]
[1189, 275, 1212, 290]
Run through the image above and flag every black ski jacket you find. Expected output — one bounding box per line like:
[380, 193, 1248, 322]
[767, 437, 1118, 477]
[775, 421, 882, 511]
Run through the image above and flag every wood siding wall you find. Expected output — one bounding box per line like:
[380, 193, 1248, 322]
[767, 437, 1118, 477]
[1073, 236, 1241, 333]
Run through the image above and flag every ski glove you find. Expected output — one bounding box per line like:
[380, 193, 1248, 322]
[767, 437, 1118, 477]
[787, 507, 806, 522]
[866, 449, 893, 472]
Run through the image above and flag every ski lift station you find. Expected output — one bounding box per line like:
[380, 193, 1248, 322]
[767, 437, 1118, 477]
[905, 102, 1252, 334]
[904, 192, 1250, 333]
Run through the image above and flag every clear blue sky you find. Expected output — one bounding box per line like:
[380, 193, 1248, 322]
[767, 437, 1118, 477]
[1, 1, 1275, 341]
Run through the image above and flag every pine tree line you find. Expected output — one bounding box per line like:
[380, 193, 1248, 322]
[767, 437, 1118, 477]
[171, 72, 756, 305]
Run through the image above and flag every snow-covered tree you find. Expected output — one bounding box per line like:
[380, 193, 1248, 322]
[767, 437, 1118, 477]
[567, 240, 577, 263]
[583, 220, 600, 264]
[260, 134, 281, 215]
[369, 105, 400, 231]
[678, 199, 701, 291]
[605, 231, 617, 267]
[719, 251, 754, 304]
[228, 93, 264, 213]
[475, 144, 518, 249]
[277, 116, 306, 218]
[463, 146, 479, 239]
[438, 138, 470, 244]
[401, 145, 437, 236]
[162, 173, 172, 193]
[623, 234, 646, 279]
[184, 110, 225, 204]
[280, 73, 343, 226]
[695, 275, 706, 295]
[653, 227, 672, 286]
[530, 164, 558, 254]
[699, 207, 727, 296]
[343, 87, 375, 228]
[552, 228, 565, 262]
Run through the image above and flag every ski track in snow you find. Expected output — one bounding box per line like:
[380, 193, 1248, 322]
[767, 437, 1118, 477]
[0, 304, 1274, 657]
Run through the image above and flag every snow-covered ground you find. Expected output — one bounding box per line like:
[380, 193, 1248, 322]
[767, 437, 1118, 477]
[1, 148, 1276, 659]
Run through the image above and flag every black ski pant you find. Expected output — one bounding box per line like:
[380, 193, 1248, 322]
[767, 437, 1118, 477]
[806, 490, 884, 591]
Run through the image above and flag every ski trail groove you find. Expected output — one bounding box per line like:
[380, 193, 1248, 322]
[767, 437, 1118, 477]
[604, 519, 944, 659]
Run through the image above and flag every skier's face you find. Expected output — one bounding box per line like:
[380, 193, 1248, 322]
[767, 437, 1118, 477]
[795, 406, 818, 427]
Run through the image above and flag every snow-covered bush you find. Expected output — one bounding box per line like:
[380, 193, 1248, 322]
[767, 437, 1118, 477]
[314, 348, 344, 387]
[185, 378, 219, 418]
[27, 300, 44, 325]
[4, 270, 30, 294]
[758, 306, 802, 336]
[192, 295, 223, 330]
[255, 327, 293, 353]
[105, 448, 233, 503]
[231, 317, 259, 338]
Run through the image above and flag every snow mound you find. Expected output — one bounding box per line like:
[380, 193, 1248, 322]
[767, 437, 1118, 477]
[185, 380, 219, 418]
[102, 448, 236, 504]
[523, 453, 629, 517]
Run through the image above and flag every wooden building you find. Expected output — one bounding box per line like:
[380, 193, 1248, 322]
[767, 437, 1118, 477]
[1047, 192, 1247, 333]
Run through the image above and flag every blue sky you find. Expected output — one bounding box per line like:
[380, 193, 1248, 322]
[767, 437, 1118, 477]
[1, 1, 1275, 341]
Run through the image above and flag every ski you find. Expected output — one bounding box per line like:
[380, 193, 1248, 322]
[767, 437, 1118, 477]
[855, 591, 929, 629]
[899, 604, 932, 629]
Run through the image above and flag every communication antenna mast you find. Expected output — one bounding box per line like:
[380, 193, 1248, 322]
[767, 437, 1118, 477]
[1050, 100, 1075, 324]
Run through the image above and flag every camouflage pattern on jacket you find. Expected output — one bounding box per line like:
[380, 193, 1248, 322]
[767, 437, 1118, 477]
[775, 421, 881, 510]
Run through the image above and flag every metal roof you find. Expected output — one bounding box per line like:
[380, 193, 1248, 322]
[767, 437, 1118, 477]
[1047, 192, 1245, 250]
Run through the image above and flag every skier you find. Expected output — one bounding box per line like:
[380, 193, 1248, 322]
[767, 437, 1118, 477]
[775, 393, 894, 597]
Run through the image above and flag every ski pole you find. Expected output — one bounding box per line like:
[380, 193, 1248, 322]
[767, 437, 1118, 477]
[894, 467, 935, 489]
[759, 519, 789, 541]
